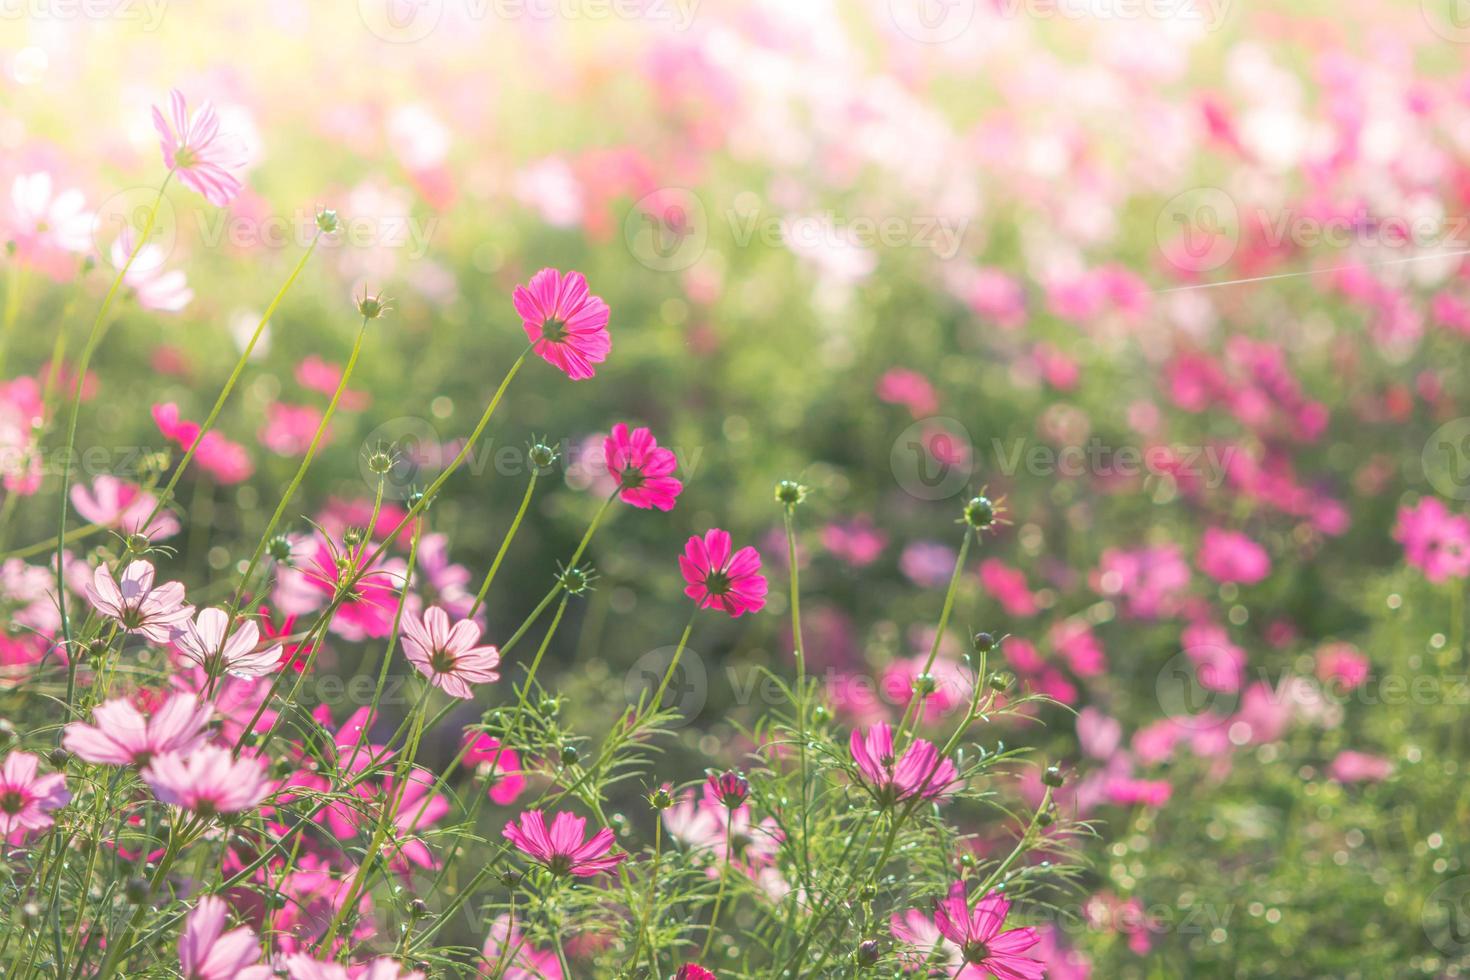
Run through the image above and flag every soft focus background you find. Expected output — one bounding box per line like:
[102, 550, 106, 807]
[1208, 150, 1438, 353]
[5, 0, 1470, 975]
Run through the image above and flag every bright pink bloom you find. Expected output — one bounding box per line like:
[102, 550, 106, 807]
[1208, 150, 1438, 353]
[260, 403, 326, 456]
[849, 723, 958, 806]
[1315, 642, 1370, 691]
[142, 744, 270, 816]
[401, 606, 500, 699]
[178, 895, 274, 980]
[503, 810, 625, 877]
[675, 967, 717, 980]
[1106, 777, 1173, 808]
[933, 882, 1044, 978]
[0, 751, 68, 837]
[1091, 545, 1189, 620]
[1050, 622, 1107, 677]
[63, 691, 211, 767]
[1197, 528, 1271, 584]
[296, 356, 370, 409]
[706, 770, 749, 808]
[480, 914, 563, 979]
[70, 475, 179, 540]
[1182, 621, 1247, 694]
[821, 517, 888, 567]
[461, 733, 526, 805]
[1394, 498, 1470, 582]
[876, 368, 939, 418]
[979, 559, 1038, 617]
[152, 89, 246, 206]
[86, 560, 194, 643]
[1329, 750, 1393, 784]
[513, 268, 610, 380]
[173, 607, 282, 678]
[679, 529, 767, 617]
[152, 402, 201, 446]
[604, 423, 682, 511]
[193, 431, 254, 484]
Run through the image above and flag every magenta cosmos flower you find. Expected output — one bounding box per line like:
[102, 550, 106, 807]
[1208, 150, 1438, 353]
[676, 967, 717, 980]
[152, 89, 246, 206]
[142, 744, 270, 817]
[513, 268, 610, 380]
[849, 723, 958, 806]
[503, 810, 626, 877]
[680, 529, 767, 617]
[86, 560, 194, 643]
[932, 882, 1044, 979]
[283, 954, 425, 980]
[178, 895, 274, 980]
[173, 607, 282, 678]
[604, 423, 682, 510]
[0, 751, 69, 837]
[401, 606, 501, 699]
[707, 769, 749, 808]
[63, 691, 211, 767]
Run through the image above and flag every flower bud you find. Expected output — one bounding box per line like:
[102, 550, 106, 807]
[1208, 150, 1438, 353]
[559, 745, 579, 766]
[409, 898, 430, 918]
[774, 479, 808, 506]
[538, 696, 561, 718]
[125, 532, 150, 554]
[528, 442, 557, 469]
[912, 672, 937, 696]
[267, 535, 294, 564]
[558, 565, 593, 595]
[47, 748, 68, 769]
[971, 631, 996, 654]
[987, 671, 1012, 692]
[963, 494, 997, 529]
[707, 770, 749, 809]
[499, 870, 524, 889]
[367, 448, 394, 475]
[855, 939, 881, 966]
[315, 208, 340, 235]
[1042, 765, 1065, 788]
[342, 526, 366, 548]
[649, 786, 675, 810]
[125, 877, 150, 904]
[356, 290, 390, 320]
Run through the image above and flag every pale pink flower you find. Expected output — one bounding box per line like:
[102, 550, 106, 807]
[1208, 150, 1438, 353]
[142, 744, 270, 816]
[1393, 498, 1470, 582]
[178, 895, 274, 980]
[110, 227, 193, 312]
[296, 356, 370, 410]
[69, 475, 180, 540]
[890, 906, 962, 972]
[0, 751, 68, 837]
[876, 368, 939, 418]
[7, 172, 94, 276]
[1328, 750, 1393, 784]
[401, 606, 500, 699]
[85, 560, 194, 643]
[259, 403, 327, 456]
[979, 559, 1038, 617]
[173, 607, 282, 678]
[480, 914, 563, 979]
[152, 89, 247, 205]
[63, 691, 211, 767]
[513, 268, 610, 380]
[284, 954, 425, 980]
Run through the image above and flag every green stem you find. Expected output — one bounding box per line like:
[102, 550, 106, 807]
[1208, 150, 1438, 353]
[469, 470, 538, 619]
[894, 528, 973, 745]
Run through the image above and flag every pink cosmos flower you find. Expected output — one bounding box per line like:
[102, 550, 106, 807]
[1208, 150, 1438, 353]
[260, 403, 327, 456]
[1181, 621, 1247, 694]
[513, 268, 610, 380]
[503, 810, 626, 877]
[173, 607, 282, 678]
[1050, 622, 1107, 677]
[110, 227, 193, 312]
[1091, 545, 1189, 620]
[933, 882, 1044, 978]
[1315, 642, 1370, 692]
[890, 906, 962, 972]
[296, 356, 370, 410]
[675, 967, 717, 980]
[284, 955, 425, 980]
[142, 744, 270, 816]
[63, 691, 211, 767]
[152, 89, 247, 206]
[0, 751, 69, 837]
[821, 517, 888, 567]
[8, 172, 94, 277]
[1328, 750, 1393, 784]
[849, 723, 958, 806]
[1394, 498, 1470, 582]
[979, 559, 1038, 617]
[899, 541, 956, 589]
[679, 529, 767, 617]
[462, 733, 526, 805]
[1197, 528, 1271, 584]
[70, 475, 180, 540]
[480, 914, 563, 979]
[604, 423, 682, 511]
[86, 560, 194, 643]
[178, 895, 274, 980]
[401, 606, 500, 699]
[876, 368, 939, 418]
